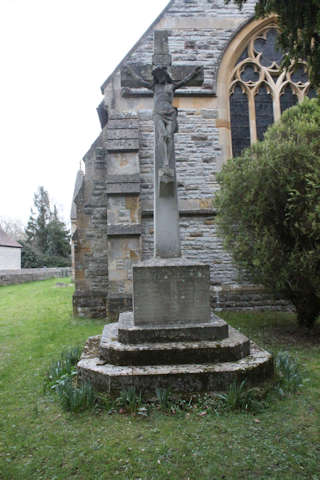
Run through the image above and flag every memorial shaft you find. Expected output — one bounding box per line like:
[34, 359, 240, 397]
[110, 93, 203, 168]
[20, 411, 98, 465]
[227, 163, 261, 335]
[152, 31, 181, 259]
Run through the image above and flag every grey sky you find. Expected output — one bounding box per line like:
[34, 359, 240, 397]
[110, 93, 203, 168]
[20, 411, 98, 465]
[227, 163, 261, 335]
[0, 0, 169, 225]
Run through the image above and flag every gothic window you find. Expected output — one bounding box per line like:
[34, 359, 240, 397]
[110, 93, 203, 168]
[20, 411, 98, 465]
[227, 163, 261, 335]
[230, 84, 250, 157]
[229, 25, 314, 157]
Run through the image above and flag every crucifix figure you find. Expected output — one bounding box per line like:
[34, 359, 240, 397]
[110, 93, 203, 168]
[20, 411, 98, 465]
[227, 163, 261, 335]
[123, 31, 203, 258]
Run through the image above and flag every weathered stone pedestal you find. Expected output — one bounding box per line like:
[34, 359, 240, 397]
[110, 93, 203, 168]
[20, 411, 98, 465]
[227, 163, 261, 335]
[78, 258, 273, 393]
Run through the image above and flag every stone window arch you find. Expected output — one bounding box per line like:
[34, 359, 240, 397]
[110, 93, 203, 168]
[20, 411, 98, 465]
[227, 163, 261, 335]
[217, 18, 316, 163]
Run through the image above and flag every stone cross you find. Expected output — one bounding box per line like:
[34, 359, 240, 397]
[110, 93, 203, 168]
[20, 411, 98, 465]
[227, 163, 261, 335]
[122, 31, 203, 258]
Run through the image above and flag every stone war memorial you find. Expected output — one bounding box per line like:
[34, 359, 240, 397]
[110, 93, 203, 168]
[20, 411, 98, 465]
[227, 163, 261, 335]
[72, 0, 315, 320]
[77, 22, 275, 393]
[73, 0, 315, 392]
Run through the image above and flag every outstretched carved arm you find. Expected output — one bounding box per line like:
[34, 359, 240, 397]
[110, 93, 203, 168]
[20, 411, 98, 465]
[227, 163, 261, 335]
[173, 65, 203, 90]
[124, 65, 153, 89]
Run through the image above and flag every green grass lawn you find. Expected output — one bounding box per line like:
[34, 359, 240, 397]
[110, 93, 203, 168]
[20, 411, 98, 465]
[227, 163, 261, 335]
[0, 279, 319, 480]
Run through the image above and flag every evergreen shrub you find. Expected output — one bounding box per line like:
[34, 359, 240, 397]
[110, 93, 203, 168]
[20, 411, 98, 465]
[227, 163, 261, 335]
[215, 99, 320, 327]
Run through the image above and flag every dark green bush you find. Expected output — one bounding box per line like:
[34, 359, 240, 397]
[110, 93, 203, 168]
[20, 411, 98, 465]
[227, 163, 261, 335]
[215, 99, 320, 327]
[21, 242, 43, 268]
[21, 242, 71, 268]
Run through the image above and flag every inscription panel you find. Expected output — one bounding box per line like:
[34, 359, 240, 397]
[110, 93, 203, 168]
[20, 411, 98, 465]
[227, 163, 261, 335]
[133, 263, 210, 326]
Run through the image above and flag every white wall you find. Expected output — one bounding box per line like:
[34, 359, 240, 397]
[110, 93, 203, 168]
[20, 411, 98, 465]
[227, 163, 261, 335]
[0, 246, 21, 270]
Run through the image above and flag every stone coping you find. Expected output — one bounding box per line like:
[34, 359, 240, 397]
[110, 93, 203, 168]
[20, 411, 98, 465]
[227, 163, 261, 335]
[0, 267, 71, 274]
[0, 268, 71, 286]
[133, 257, 209, 268]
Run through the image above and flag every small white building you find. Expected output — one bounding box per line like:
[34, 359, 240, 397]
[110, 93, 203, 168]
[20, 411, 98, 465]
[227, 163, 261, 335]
[0, 227, 22, 270]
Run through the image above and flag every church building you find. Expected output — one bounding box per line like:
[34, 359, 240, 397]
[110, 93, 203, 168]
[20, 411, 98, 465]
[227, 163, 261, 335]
[72, 0, 314, 318]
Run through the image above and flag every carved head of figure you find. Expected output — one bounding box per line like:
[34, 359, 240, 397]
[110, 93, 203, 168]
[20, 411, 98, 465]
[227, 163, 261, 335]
[152, 66, 172, 85]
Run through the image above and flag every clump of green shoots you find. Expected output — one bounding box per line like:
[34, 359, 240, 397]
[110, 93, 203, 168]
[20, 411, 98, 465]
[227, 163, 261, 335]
[274, 351, 303, 395]
[54, 377, 97, 412]
[43, 345, 98, 412]
[216, 380, 263, 413]
[155, 387, 173, 411]
[116, 386, 143, 415]
[43, 345, 82, 392]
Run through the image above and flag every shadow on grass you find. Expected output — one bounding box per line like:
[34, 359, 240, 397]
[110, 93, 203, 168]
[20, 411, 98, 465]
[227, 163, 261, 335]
[219, 310, 320, 348]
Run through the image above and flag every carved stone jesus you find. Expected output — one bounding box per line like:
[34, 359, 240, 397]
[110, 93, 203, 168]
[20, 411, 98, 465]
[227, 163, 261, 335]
[126, 65, 202, 186]
[124, 37, 203, 258]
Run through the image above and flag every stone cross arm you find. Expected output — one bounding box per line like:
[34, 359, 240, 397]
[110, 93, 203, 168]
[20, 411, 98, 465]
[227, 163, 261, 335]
[121, 64, 204, 89]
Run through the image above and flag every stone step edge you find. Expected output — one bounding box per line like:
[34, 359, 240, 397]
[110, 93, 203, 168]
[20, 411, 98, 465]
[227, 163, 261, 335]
[77, 342, 273, 393]
[100, 323, 248, 353]
[119, 311, 225, 331]
[100, 327, 250, 366]
[79, 342, 271, 376]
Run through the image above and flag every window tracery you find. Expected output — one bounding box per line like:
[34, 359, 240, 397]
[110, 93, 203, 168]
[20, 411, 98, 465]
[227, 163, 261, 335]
[229, 24, 315, 157]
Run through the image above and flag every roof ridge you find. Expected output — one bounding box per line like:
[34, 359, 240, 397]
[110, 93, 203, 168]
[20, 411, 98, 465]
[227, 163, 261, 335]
[0, 226, 22, 248]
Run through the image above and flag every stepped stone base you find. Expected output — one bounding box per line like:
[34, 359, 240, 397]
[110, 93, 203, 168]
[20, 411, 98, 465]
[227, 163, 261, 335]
[99, 322, 250, 366]
[78, 323, 273, 394]
[77, 260, 273, 393]
[78, 335, 273, 394]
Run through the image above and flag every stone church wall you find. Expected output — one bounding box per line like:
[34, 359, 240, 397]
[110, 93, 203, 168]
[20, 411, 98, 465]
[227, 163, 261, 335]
[73, 0, 291, 318]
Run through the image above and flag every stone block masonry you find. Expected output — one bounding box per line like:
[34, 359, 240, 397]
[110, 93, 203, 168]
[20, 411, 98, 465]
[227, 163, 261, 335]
[72, 135, 109, 318]
[105, 113, 142, 315]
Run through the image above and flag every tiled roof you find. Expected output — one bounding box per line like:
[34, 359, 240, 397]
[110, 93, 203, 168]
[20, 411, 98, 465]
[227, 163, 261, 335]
[0, 227, 22, 248]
